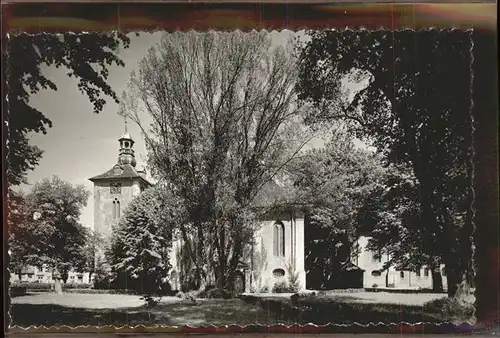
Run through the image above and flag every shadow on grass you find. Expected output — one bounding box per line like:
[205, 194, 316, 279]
[10, 303, 166, 327]
[254, 297, 444, 325]
[11, 299, 290, 327]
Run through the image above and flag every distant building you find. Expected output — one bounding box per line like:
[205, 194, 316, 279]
[353, 235, 448, 291]
[10, 265, 91, 285]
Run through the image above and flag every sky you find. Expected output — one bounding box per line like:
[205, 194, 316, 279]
[21, 30, 327, 230]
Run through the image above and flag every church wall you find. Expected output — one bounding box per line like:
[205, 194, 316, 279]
[93, 179, 141, 243]
[250, 211, 306, 292]
[294, 214, 306, 290]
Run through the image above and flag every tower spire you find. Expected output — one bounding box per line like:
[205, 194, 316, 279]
[117, 119, 136, 167]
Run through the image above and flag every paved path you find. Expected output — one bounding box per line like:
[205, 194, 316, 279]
[11, 293, 181, 309]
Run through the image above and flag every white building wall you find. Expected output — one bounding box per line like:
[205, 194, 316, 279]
[10, 266, 92, 285]
[249, 211, 306, 292]
[355, 235, 447, 290]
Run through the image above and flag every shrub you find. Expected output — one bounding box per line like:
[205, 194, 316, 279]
[10, 282, 92, 290]
[158, 280, 172, 296]
[141, 295, 161, 308]
[273, 279, 295, 293]
[198, 288, 233, 299]
[372, 283, 379, 288]
[259, 284, 270, 293]
[13, 283, 51, 290]
[10, 286, 27, 297]
[286, 263, 300, 293]
[63, 283, 92, 289]
[424, 297, 475, 321]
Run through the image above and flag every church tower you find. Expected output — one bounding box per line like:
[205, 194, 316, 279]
[89, 122, 152, 249]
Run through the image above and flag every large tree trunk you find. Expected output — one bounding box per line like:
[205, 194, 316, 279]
[62, 270, 69, 284]
[431, 267, 444, 293]
[54, 279, 63, 294]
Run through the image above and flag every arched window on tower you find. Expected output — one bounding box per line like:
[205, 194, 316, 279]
[273, 221, 285, 257]
[112, 200, 116, 220]
[116, 200, 120, 219]
[112, 199, 120, 221]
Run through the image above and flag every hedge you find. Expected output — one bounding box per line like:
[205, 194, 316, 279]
[10, 282, 92, 290]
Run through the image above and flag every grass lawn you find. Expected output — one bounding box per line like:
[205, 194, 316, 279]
[243, 292, 474, 325]
[10, 293, 290, 327]
[10, 291, 473, 327]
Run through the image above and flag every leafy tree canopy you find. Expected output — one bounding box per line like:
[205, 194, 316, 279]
[108, 184, 178, 294]
[296, 29, 474, 297]
[5, 32, 130, 186]
[9, 176, 91, 282]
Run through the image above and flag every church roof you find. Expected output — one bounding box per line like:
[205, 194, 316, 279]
[89, 163, 152, 186]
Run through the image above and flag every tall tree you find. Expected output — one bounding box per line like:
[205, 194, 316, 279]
[20, 176, 90, 283]
[120, 31, 310, 289]
[107, 183, 177, 294]
[5, 32, 130, 187]
[8, 190, 43, 279]
[288, 129, 387, 288]
[296, 30, 474, 298]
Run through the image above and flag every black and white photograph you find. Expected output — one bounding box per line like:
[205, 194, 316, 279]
[6, 28, 478, 328]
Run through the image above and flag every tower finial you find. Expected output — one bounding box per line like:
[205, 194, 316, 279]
[124, 117, 128, 133]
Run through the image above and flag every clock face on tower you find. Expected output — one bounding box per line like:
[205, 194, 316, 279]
[113, 166, 124, 176]
[110, 182, 122, 194]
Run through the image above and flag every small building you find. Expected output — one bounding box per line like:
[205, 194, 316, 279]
[10, 265, 92, 285]
[353, 235, 448, 291]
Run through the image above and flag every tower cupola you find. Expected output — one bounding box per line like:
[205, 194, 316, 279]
[117, 120, 136, 167]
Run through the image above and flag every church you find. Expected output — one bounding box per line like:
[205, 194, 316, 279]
[89, 128, 307, 293]
[87, 128, 447, 293]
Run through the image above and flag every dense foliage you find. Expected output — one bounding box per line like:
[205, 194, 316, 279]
[296, 29, 474, 297]
[9, 176, 91, 283]
[5, 32, 129, 187]
[120, 31, 310, 290]
[288, 129, 387, 289]
[107, 184, 178, 295]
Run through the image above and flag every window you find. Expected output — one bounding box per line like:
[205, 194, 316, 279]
[273, 221, 285, 257]
[273, 269, 285, 278]
[112, 199, 121, 220]
[424, 268, 429, 277]
[416, 269, 421, 277]
[400, 271, 405, 279]
[70, 276, 75, 280]
[371, 270, 382, 277]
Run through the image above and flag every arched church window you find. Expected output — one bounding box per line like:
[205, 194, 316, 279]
[273, 221, 285, 257]
[112, 199, 120, 221]
[116, 200, 120, 219]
